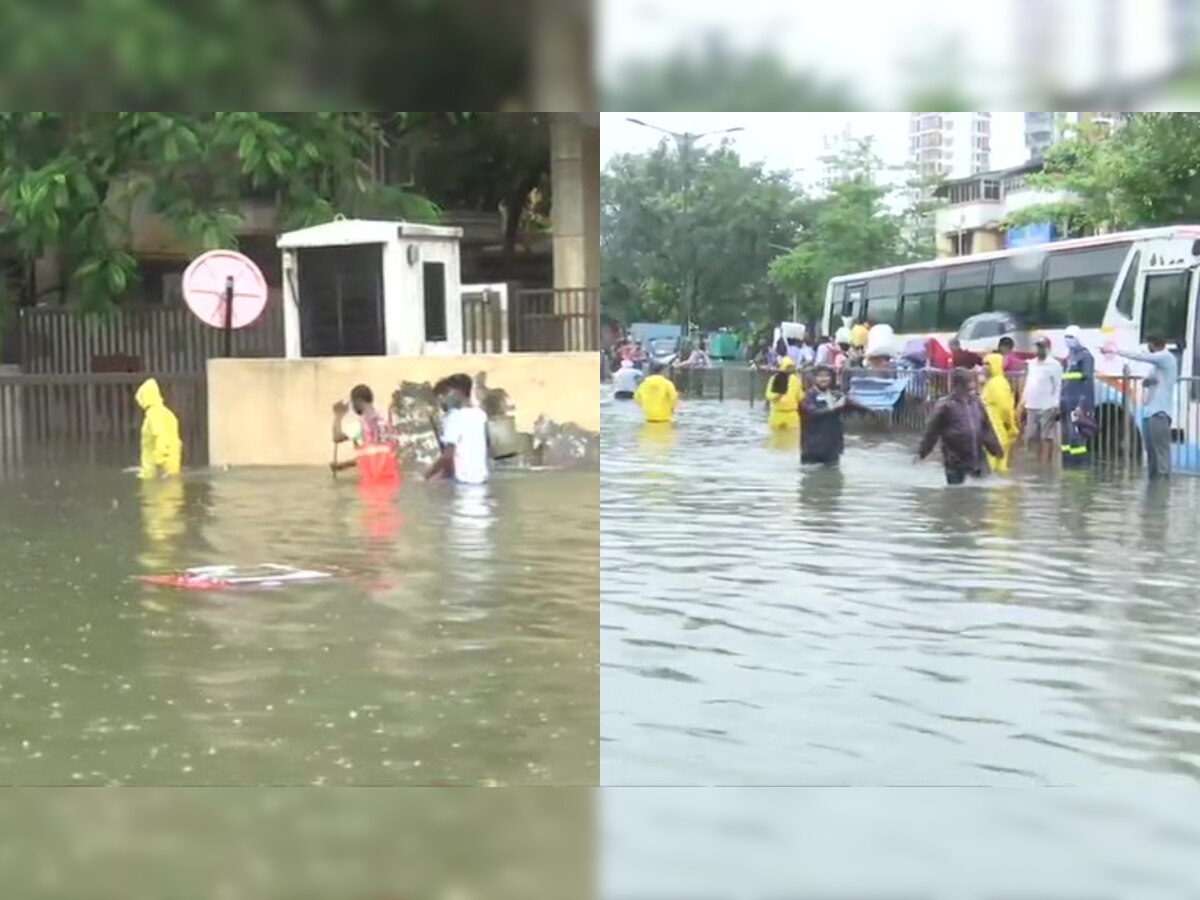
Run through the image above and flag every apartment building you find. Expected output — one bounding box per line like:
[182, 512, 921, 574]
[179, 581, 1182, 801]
[908, 113, 993, 184]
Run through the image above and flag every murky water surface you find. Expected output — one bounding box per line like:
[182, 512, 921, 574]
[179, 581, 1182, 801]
[602, 398, 1200, 786]
[0, 466, 597, 785]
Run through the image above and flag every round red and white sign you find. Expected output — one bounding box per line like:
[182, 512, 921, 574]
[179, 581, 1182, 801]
[182, 250, 269, 329]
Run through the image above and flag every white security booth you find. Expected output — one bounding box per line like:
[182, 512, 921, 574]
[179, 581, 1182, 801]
[277, 218, 465, 358]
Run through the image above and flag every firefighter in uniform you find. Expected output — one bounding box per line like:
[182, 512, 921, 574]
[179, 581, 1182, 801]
[1060, 325, 1095, 468]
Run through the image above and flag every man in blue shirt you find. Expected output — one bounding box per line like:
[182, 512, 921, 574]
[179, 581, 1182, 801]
[1117, 335, 1178, 478]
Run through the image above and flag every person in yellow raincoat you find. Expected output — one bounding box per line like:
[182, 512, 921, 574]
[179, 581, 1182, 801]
[634, 362, 678, 423]
[981, 352, 1019, 473]
[764, 356, 802, 431]
[135, 377, 182, 479]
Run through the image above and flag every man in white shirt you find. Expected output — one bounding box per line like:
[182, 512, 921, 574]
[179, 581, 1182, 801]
[424, 374, 490, 485]
[612, 359, 643, 399]
[1018, 336, 1064, 464]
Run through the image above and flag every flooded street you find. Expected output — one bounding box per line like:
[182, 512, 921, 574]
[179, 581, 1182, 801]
[0, 466, 597, 785]
[601, 398, 1200, 786]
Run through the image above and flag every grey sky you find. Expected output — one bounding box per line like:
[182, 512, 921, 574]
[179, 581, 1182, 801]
[600, 0, 1174, 106]
[601, 112, 1029, 186]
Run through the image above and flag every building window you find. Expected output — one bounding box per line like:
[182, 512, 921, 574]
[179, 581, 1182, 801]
[423, 261, 448, 342]
[947, 231, 975, 257]
[983, 180, 1000, 200]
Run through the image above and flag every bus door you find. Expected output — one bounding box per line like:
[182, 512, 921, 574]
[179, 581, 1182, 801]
[841, 282, 865, 331]
[1138, 263, 1192, 439]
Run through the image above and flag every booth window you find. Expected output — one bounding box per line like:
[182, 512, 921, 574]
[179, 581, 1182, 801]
[423, 262, 448, 342]
[297, 245, 385, 357]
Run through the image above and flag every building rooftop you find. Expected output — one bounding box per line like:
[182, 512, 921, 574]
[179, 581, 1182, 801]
[276, 218, 464, 249]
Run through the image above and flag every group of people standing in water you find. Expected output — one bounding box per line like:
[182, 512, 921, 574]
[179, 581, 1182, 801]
[615, 321, 1173, 487]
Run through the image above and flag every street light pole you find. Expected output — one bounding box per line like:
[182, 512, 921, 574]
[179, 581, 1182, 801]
[627, 118, 745, 342]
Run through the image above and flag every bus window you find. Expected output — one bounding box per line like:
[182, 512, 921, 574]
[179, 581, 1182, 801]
[900, 269, 941, 333]
[1114, 250, 1139, 319]
[866, 275, 901, 327]
[1043, 243, 1130, 327]
[842, 283, 865, 322]
[938, 263, 988, 331]
[1141, 270, 1189, 345]
[867, 294, 899, 328]
[989, 257, 1042, 324]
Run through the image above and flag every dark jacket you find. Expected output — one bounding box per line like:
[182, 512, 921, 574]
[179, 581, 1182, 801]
[918, 391, 1004, 473]
[1062, 345, 1095, 413]
[800, 388, 848, 463]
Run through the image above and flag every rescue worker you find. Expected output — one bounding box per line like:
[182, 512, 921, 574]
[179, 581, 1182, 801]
[1060, 325, 1095, 469]
[981, 352, 1020, 473]
[331, 384, 401, 485]
[634, 361, 678, 424]
[765, 356, 803, 431]
[135, 377, 183, 479]
[917, 368, 1004, 485]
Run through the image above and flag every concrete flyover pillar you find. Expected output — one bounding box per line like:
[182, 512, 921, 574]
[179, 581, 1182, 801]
[550, 113, 600, 350]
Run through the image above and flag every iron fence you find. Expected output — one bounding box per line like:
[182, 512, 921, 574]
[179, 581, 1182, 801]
[17, 302, 284, 374]
[510, 288, 598, 353]
[0, 372, 207, 472]
[669, 365, 1200, 474]
[461, 288, 508, 354]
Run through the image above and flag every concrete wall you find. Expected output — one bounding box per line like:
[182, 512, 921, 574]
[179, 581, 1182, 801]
[208, 353, 599, 467]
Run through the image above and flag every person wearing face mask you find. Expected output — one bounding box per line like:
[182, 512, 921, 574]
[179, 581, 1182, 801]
[425, 374, 490, 485]
[1060, 325, 1096, 468]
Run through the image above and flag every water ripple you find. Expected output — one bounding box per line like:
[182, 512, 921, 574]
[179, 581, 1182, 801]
[601, 399, 1200, 786]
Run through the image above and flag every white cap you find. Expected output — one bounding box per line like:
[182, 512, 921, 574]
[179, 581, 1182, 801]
[1064, 325, 1081, 339]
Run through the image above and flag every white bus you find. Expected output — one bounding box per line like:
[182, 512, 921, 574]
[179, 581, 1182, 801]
[820, 226, 1200, 470]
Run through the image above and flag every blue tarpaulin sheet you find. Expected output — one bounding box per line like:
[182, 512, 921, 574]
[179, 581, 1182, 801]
[849, 376, 910, 411]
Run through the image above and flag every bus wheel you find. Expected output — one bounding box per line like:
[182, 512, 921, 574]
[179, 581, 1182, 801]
[1092, 403, 1142, 467]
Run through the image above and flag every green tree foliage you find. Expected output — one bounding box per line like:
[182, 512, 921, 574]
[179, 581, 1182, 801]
[769, 139, 927, 323]
[397, 113, 552, 255]
[0, 113, 441, 314]
[0, 0, 533, 110]
[1003, 113, 1200, 234]
[602, 141, 808, 329]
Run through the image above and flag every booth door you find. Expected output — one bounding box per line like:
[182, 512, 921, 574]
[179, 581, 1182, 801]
[297, 245, 385, 357]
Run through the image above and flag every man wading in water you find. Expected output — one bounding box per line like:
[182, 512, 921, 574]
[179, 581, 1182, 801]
[425, 374, 490, 485]
[331, 384, 400, 484]
[917, 368, 1004, 485]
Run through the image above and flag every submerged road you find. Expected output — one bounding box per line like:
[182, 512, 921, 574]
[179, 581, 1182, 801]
[602, 398, 1200, 787]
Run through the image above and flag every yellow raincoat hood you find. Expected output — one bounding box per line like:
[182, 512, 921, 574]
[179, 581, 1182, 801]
[981, 352, 1018, 473]
[136, 378, 182, 478]
[135, 378, 164, 410]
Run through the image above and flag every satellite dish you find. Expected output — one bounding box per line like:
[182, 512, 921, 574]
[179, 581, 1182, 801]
[182, 250, 269, 330]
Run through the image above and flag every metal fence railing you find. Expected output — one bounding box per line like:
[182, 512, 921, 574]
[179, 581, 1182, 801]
[510, 288, 598, 353]
[17, 302, 285, 375]
[0, 372, 207, 472]
[670, 364, 1200, 474]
